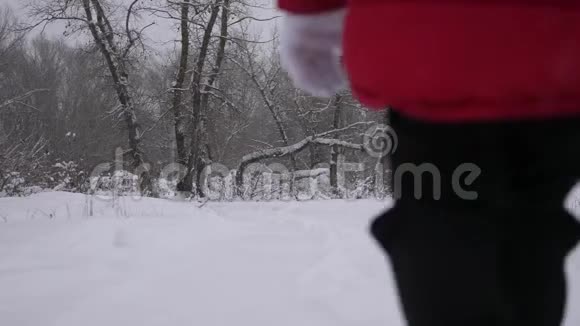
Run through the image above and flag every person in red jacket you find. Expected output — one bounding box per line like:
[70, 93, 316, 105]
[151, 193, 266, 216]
[278, 1, 580, 326]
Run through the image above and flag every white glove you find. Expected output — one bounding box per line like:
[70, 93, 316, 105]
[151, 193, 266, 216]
[280, 9, 348, 97]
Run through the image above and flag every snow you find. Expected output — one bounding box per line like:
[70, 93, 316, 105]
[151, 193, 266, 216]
[0, 192, 579, 326]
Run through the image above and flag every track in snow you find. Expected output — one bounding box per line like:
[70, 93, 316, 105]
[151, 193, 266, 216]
[0, 192, 578, 326]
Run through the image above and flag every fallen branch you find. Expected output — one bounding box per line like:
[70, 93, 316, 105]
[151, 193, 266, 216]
[0, 89, 50, 110]
[236, 134, 364, 194]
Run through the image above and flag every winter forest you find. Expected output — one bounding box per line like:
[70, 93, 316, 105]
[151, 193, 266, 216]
[0, 0, 393, 200]
[0, 4, 417, 324]
[2, 2, 579, 326]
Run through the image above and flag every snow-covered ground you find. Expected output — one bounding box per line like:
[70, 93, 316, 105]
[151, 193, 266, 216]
[0, 192, 578, 326]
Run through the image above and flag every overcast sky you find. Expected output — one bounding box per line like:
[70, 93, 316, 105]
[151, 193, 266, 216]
[3, 0, 278, 52]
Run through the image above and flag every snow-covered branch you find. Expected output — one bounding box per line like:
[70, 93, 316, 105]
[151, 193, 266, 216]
[0, 89, 50, 111]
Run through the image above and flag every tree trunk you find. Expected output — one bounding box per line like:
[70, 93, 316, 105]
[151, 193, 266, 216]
[172, 0, 191, 192]
[82, 0, 152, 194]
[194, 0, 230, 197]
[181, 1, 220, 196]
[309, 144, 324, 168]
[329, 95, 343, 196]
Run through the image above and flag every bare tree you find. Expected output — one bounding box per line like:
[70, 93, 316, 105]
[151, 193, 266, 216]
[329, 95, 343, 195]
[26, 0, 154, 192]
[194, 0, 231, 194]
[179, 0, 229, 196]
[228, 34, 297, 170]
[169, 0, 191, 191]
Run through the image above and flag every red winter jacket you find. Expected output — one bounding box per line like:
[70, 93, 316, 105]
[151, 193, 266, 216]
[278, 0, 580, 122]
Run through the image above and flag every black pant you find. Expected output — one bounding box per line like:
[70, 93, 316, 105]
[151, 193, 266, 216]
[371, 112, 580, 326]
